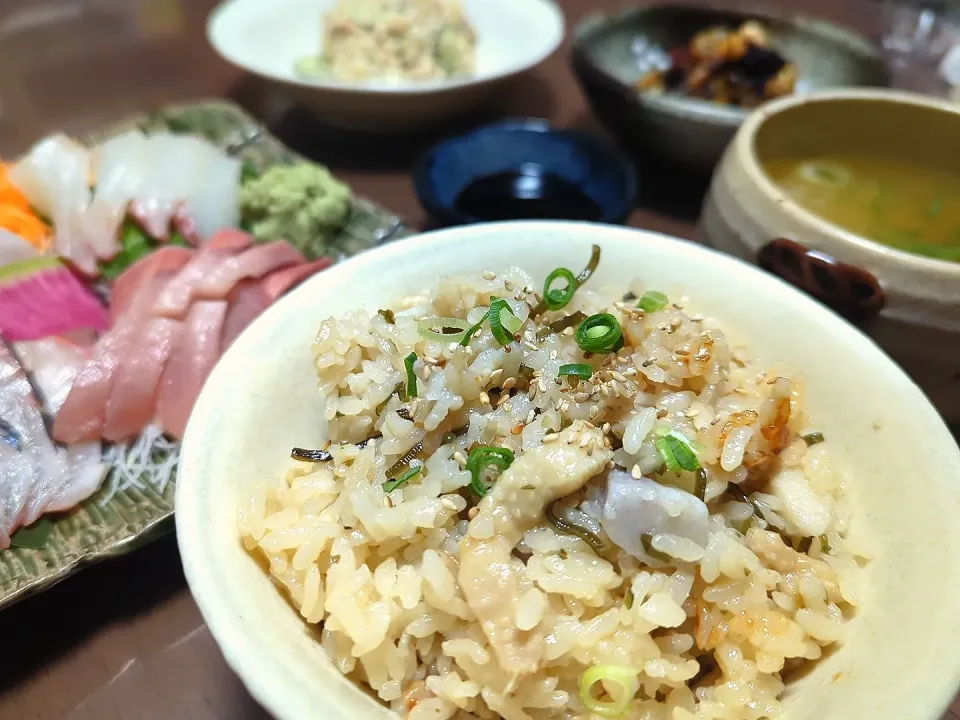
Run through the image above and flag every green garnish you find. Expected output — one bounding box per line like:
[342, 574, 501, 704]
[404, 352, 418, 398]
[655, 430, 701, 473]
[558, 363, 593, 380]
[418, 317, 472, 344]
[545, 502, 609, 553]
[459, 318, 485, 347]
[488, 298, 521, 345]
[575, 313, 623, 353]
[383, 464, 423, 493]
[579, 665, 640, 718]
[636, 290, 668, 313]
[624, 586, 634, 609]
[9, 517, 54, 550]
[466, 446, 514, 497]
[531, 245, 601, 316]
[240, 160, 260, 184]
[802, 432, 825, 446]
[535, 311, 588, 342]
[819, 534, 831, 554]
[291, 447, 333, 462]
[543, 267, 577, 311]
[99, 222, 189, 280]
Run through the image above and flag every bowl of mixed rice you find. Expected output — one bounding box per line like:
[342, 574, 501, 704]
[177, 221, 960, 720]
[207, 0, 564, 131]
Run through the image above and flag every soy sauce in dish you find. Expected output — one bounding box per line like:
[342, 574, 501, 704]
[454, 167, 603, 222]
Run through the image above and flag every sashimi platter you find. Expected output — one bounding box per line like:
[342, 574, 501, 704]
[0, 101, 408, 607]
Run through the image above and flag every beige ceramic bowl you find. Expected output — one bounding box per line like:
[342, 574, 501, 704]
[701, 89, 960, 423]
[176, 221, 960, 720]
[206, 0, 564, 132]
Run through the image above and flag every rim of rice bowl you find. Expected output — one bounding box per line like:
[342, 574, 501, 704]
[176, 221, 960, 720]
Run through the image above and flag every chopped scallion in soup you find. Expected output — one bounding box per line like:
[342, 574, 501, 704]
[764, 154, 960, 263]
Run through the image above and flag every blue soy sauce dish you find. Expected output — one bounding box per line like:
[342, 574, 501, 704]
[414, 119, 638, 226]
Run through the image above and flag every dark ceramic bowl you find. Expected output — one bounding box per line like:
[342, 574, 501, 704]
[571, 4, 891, 175]
[413, 119, 638, 227]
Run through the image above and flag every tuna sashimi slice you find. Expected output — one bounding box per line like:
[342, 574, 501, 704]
[101, 317, 183, 442]
[260, 257, 334, 303]
[152, 229, 253, 319]
[53, 249, 189, 444]
[156, 300, 228, 439]
[191, 241, 303, 302]
[221, 279, 269, 353]
[111, 245, 192, 322]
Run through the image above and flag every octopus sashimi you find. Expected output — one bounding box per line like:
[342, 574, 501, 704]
[152, 229, 253, 318]
[458, 422, 612, 677]
[101, 317, 183, 442]
[8, 134, 98, 274]
[84, 130, 148, 257]
[156, 300, 228, 439]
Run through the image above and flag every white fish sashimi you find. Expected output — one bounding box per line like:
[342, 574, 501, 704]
[14, 337, 91, 415]
[8, 134, 98, 275]
[0, 228, 39, 266]
[182, 138, 241, 240]
[132, 133, 209, 240]
[602, 470, 711, 564]
[84, 130, 148, 258]
[0, 343, 106, 544]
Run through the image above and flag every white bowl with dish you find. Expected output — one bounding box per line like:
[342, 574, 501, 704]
[206, 0, 565, 131]
[177, 221, 960, 720]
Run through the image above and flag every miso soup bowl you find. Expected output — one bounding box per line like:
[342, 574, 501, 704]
[701, 89, 960, 423]
[180, 221, 960, 720]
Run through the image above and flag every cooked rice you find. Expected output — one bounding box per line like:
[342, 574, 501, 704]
[239, 260, 863, 720]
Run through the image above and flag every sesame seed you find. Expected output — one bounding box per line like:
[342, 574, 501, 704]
[562, 327, 575, 336]
[631, 464, 642, 479]
[543, 433, 560, 443]
[588, 405, 600, 419]
[675, 348, 690, 357]
[538, 379, 547, 393]
[612, 371, 627, 383]
[560, 400, 571, 413]
[526, 409, 536, 424]
[502, 400, 513, 412]
[599, 384, 610, 397]
[623, 367, 638, 377]
[490, 368, 504, 383]
[479, 391, 491, 405]
[691, 314, 704, 322]
[657, 323, 669, 332]
[574, 392, 591, 403]
[504, 280, 514, 291]
[523, 341, 540, 352]
[685, 407, 701, 418]
[453, 451, 468, 465]
[511, 423, 524, 435]
[656, 408, 668, 418]
[502, 377, 517, 391]
[578, 434, 592, 448]
[441, 497, 459, 511]
[549, 350, 559, 361]
[482, 271, 496, 281]
[642, 358, 655, 367]
[601, 422, 611, 434]
[383, 497, 393, 508]
[734, 387, 750, 395]
[468, 507, 479, 519]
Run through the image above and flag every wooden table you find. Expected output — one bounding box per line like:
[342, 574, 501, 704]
[0, 0, 956, 718]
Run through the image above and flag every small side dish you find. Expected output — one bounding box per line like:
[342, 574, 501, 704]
[241, 246, 862, 719]
[635, 21, 797, 107]
[296, 0, 477, 82]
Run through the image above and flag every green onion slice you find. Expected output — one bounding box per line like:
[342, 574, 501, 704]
[488, 298, 521, 345]
[535, 311, 587, 342]
[531, 245, 601, 317]
[558, 363, 593, 380]
[418, 317, 471, 344]
[636, 290, 668, 313]
[543, 267, 577, 311]
[575, 313, 623, 353]
[383, 463, 423, 493]
[466, 446, 514, 496]
[579, 665, 640, 718]
[404, 352, 418, 398]
[655, 430, 701, 473]
[459, 318, 485, 347]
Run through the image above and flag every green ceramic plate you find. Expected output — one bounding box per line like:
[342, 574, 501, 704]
[0, 99, 412, 610]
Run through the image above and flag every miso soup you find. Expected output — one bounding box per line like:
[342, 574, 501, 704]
[764, 154, 960, 263]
